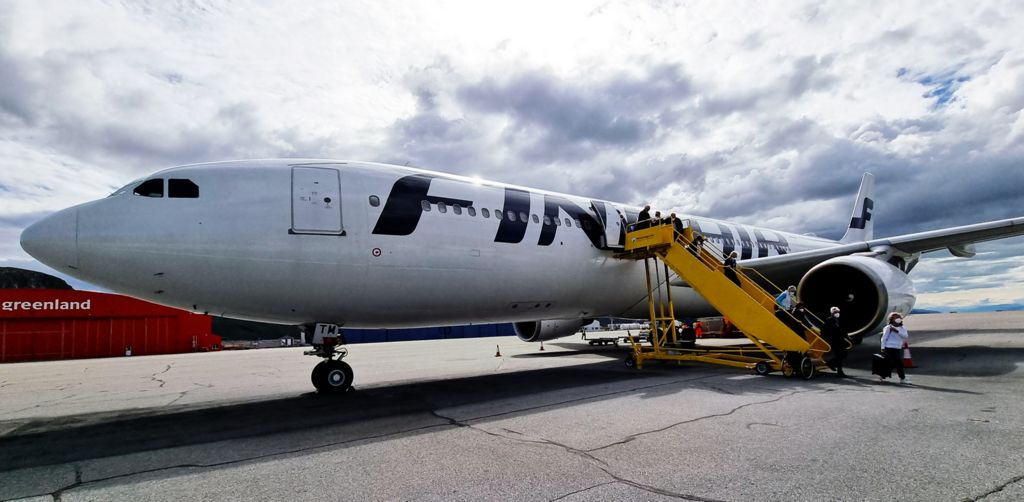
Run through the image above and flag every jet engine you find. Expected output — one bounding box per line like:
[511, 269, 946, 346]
[514, 319, 587, 342]
[798, 255, 916, 338]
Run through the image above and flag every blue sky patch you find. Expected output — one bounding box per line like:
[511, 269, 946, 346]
[917, 73, 970, 109]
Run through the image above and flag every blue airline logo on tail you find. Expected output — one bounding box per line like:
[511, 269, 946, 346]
[850, 198, 874, 229]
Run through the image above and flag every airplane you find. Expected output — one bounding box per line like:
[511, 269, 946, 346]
[19, 159, 1024, 392]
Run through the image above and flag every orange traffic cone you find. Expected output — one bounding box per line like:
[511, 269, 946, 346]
[495, 345, 502, 357]
[539, 342, 545, 351]
[902, 341, 916, 368]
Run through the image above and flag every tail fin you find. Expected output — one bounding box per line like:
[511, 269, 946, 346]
[840, 173, 874, 243]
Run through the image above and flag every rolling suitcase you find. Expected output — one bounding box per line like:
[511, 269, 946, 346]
[871, 352, 892, 379]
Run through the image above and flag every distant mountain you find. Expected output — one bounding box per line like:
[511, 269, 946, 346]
[0, 267, 73, 290]
[212, 317, 301, 341]
[951, 304, 1024, 313]
[910, 308, 943, 314]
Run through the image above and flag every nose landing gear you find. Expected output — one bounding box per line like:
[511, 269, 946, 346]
[304, 324, 354, 393]
[311, 357, 353, 393]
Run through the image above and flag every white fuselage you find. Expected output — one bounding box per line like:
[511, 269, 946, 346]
[22, 160, 839, 327]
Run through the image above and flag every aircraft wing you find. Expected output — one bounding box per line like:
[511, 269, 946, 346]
[734, 215, 1024, 282]
[874, 216, 1024, 255]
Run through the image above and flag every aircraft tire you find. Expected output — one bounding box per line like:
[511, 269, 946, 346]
[312, 360, 354, 393]
[624, 355, 636, 369]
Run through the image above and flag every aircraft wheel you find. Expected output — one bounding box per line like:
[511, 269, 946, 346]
[754, 361, 771, 376]
[624, 355, 637, 369]
[312, 360, 354, 393]
[800, 357, 815, 380]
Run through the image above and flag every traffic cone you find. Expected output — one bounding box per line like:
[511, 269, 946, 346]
[495, 345, 502, 357]
[902, 341, 916, 368]
[539, 342, 545, 351]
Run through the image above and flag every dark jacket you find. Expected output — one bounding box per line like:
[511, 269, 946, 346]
[637, 209, 651, 227]
[821, 316, 850, 353]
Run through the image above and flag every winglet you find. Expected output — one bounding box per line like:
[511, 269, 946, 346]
[840, 173, 874, 243]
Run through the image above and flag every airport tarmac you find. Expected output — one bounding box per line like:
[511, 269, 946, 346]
[2, 312, 1024, 501]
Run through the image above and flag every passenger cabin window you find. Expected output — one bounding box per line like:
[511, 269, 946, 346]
[518, 211, 528, 223]
[481, 208, 490, 218]
[453, 205, 462, 215]
[543, 215, 552, 225]
[437, 202, 448, 214]
[133, 178, 164, 198]
[554, 217, 561, 226]
[565, 218, 572, 227]
[369, 195, 381, 207]
[531, 214, 539, 224]
[168, 179, 199, 198]
[421, 200, 431, 211]
[468, 207, 477, 217]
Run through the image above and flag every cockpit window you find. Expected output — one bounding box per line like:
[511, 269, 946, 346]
[133, 179, 164, 198]
[168, 179, 199, 198]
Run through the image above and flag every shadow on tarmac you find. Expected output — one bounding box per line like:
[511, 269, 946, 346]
[1, 340, 1020, 472]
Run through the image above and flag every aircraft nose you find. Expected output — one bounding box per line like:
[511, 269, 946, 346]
[20, 208, 79, 270]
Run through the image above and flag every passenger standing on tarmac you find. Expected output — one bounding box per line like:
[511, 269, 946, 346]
[822, 306, 851, 377]
[638, 205, 652, 229]
[723, 251, 741, 286]
[880, 312, 911, 384]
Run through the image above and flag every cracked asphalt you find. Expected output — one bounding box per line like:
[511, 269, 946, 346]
[2, 312, 1024, 501]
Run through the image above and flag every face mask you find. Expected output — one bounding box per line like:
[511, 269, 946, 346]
[833, 313, 840, 318]
[894, 319, 903, 325]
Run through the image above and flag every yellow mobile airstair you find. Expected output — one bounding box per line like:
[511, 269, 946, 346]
[618, 221, 832, 379]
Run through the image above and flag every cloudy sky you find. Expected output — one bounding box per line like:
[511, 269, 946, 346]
[1, 0, 1023, 310]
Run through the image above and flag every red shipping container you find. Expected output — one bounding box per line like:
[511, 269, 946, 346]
[0, 289, 220, 363]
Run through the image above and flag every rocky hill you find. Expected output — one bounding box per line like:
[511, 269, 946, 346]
[0, 267, 73, 290]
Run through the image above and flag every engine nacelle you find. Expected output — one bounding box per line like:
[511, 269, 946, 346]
[514, 319, 586, 342]
[798, 256, 916, 337]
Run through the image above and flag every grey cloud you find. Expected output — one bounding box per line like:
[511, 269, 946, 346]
[786, 55, 837, 97]
[383, 63, 700, 180]
[458, 72, 654, 147]
[456, 64, 693, 153]
[851, 117, 945, 143]
[0, 211, 52, 230]
[0, 27, 346, 176]
[0, 49, 39, 124]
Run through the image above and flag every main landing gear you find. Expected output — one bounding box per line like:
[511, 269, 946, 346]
[304, 324, 354, 394]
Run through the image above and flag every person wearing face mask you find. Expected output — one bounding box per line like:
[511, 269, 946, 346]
[775, 285, 798, 312]
[821, 306, 851, 377]
[881, 312, 911, 384]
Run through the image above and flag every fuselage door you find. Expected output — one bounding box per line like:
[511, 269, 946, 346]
[291, 166, 344, 235]
[590, 201, 624, 250]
